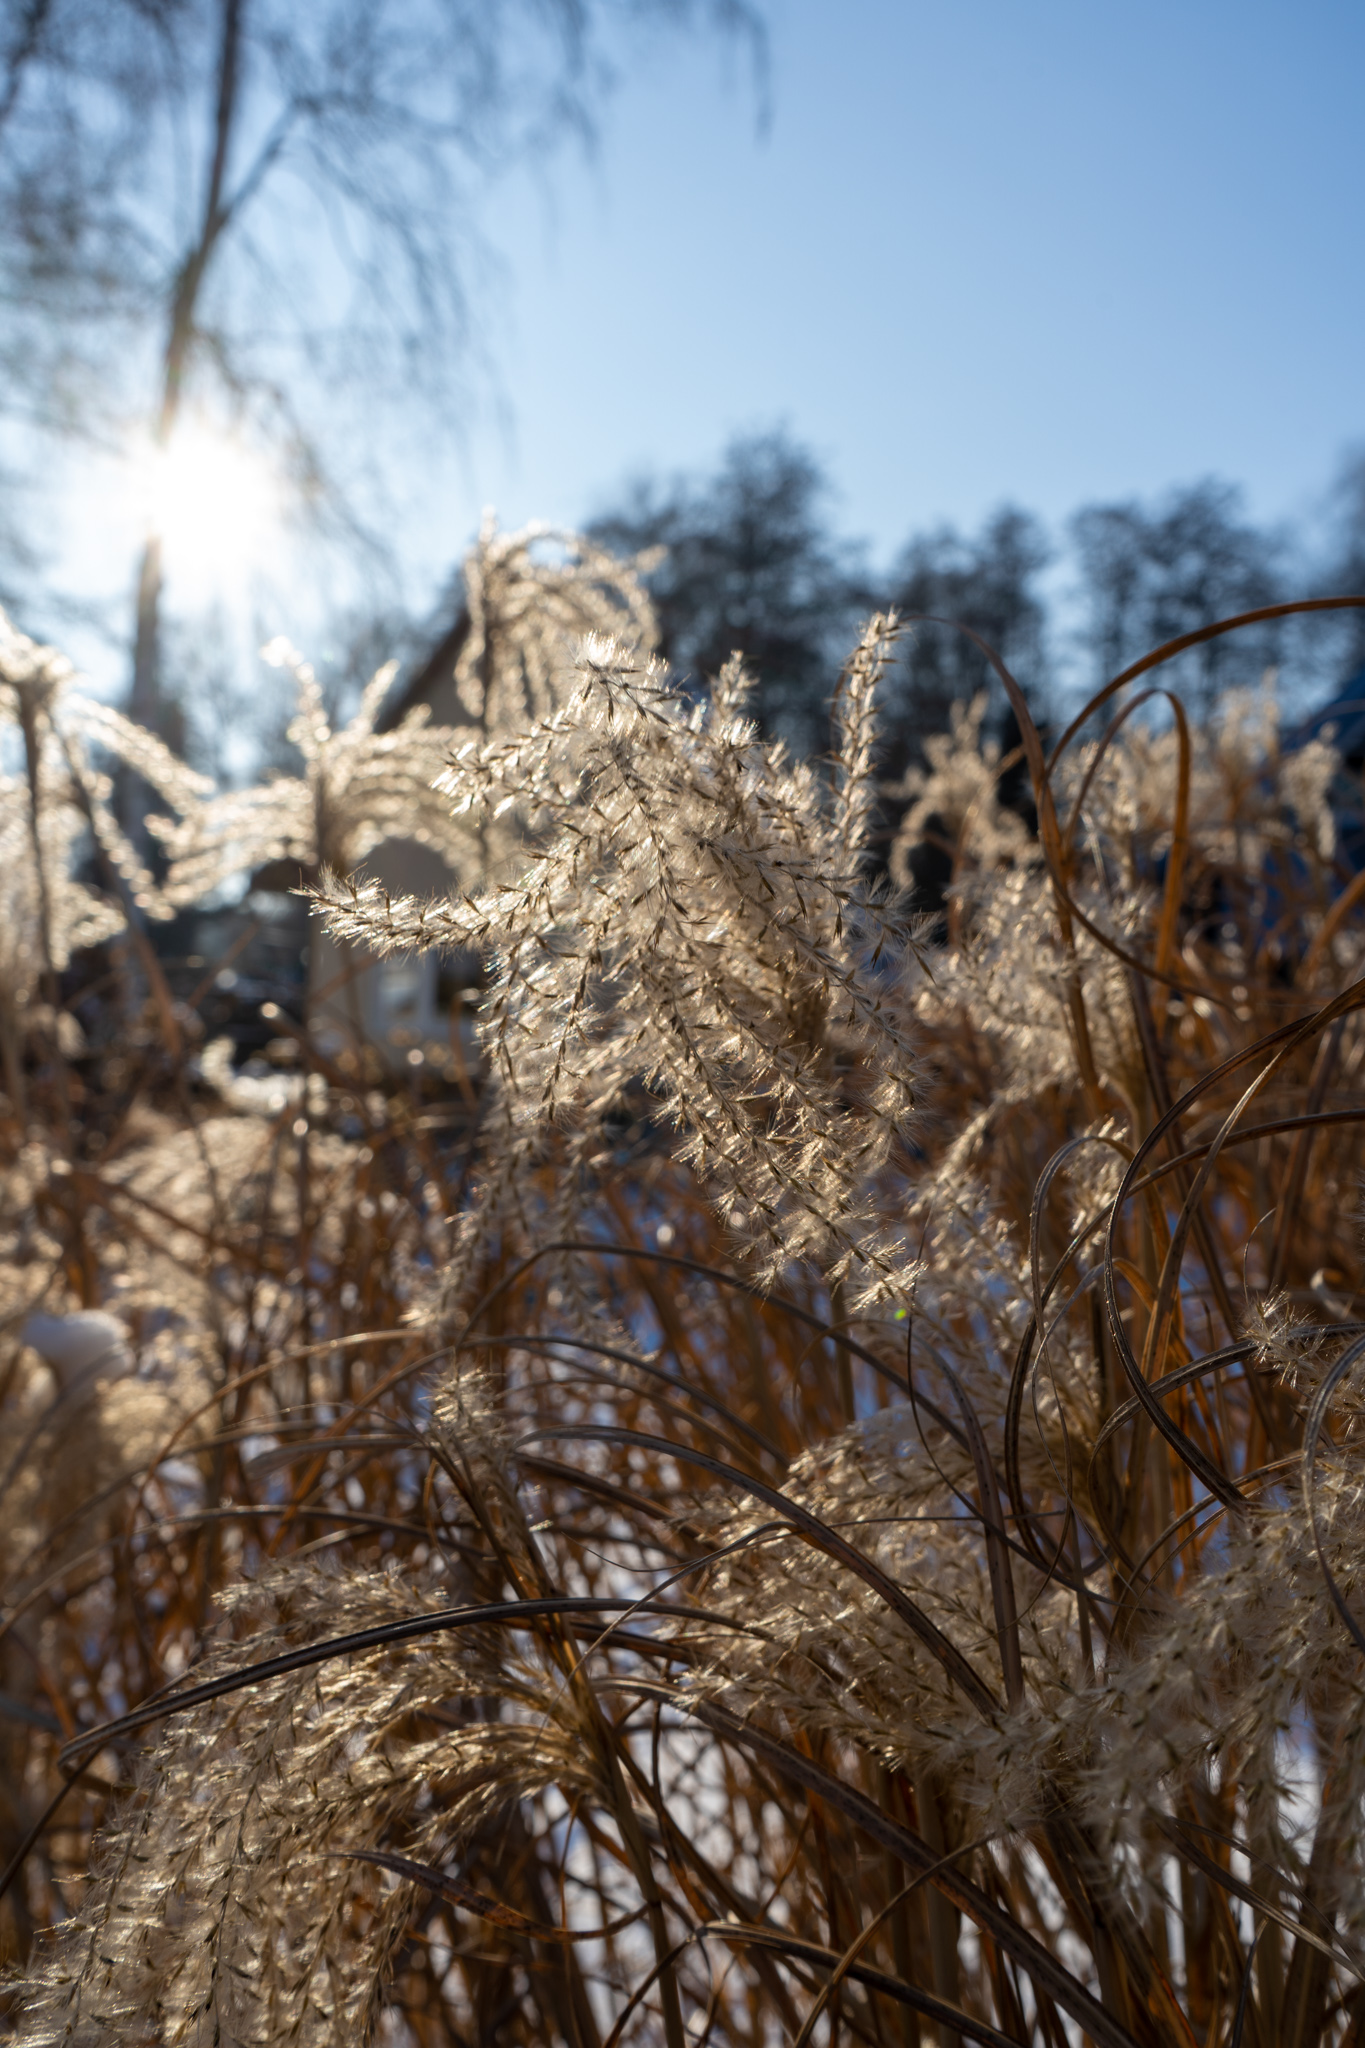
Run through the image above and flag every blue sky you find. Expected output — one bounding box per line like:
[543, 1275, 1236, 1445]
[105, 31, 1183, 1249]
[432, 0, 1365, 571]
[43, 0, 1365, 692]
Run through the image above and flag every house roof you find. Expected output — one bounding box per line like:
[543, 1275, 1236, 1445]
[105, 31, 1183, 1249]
[376, 607, 472, 734]
[1292, 664, 1365, 771]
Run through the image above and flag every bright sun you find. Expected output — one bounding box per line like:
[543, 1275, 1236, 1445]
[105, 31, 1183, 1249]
[136, 419, 282, 601]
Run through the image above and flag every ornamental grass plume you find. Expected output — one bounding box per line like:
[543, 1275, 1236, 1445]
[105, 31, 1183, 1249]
[149, 516, 660, 907]
[0, 611, 208, 1110]
[146, 638, 473, 905]
[452, 513, 660, 736]
[316, 615, 918, 1300]
[0, 611, 208, 923]
[9, 583, 1365, 2048]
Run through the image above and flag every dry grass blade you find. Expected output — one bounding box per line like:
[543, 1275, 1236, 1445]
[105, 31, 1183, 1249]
[337, 1848, 649, 1943]
[52, 1594, 760, 1777]
[524, 1422, 1002, 1714]
[699, 1924, 1029, 2048]
[670, 1694, 1142, 2048]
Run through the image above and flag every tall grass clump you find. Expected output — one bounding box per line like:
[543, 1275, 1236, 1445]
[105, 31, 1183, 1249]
[3, 549, 1365, 2048]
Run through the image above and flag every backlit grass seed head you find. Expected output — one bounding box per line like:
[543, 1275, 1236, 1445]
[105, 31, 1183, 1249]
[454, 514, 659, 732]
[0, 777, 122, 1011]
[1059, 678, 1339, 883]
[149, 640, 477, 901]
[148, 519, 659, 911]
[888, 689, 1034, 887]
[0, 610, 207, 990]
[317, 622, 924, 1302]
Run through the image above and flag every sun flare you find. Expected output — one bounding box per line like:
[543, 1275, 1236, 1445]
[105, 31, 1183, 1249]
[136, 419, 281, 599]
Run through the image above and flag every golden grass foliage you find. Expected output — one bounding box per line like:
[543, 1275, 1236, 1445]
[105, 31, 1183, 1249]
[3, 548, 1365, 2048]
